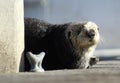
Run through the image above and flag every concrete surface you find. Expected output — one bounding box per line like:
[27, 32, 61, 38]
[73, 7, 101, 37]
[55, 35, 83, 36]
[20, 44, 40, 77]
[0, 0, 24, 73]
[0, 51, 120, 83]
[0, 69, 120, 83]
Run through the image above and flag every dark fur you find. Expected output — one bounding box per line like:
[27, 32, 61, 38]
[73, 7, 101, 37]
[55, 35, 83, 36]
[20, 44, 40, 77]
[24, 18, 96, 71]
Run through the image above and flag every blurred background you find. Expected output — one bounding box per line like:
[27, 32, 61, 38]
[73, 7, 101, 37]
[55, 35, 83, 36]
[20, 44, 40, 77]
[24, 0, 120, 51]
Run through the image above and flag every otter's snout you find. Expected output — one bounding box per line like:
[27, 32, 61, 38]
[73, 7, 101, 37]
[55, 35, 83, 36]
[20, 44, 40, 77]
[87, 31, 95, 39]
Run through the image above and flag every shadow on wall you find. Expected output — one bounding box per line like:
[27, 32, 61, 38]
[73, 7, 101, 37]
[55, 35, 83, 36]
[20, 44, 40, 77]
[99, 56, 120, 61]
[94, 49, 120, 61]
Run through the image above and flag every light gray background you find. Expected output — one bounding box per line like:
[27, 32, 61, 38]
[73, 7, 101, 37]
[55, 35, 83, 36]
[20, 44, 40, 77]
[24, 0, 120, 50]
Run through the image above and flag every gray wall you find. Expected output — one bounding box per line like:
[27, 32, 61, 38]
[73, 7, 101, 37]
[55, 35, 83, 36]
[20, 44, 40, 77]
[24, 0, 120, 49]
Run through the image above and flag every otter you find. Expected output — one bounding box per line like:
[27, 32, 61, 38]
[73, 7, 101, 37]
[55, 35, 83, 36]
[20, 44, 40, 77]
[24, 18, 100, 71]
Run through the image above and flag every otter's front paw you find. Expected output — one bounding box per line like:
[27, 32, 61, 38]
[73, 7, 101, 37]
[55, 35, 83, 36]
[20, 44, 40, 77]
[90, 57, 99, 66]
[87, 57, 99, 69]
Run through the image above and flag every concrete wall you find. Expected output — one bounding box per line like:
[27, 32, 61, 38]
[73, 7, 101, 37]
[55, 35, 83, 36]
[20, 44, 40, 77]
[0, 0, 24, 73]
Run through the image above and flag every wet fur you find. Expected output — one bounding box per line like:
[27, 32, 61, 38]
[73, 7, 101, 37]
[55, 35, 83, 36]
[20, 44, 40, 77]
[24, 18, 99, 71]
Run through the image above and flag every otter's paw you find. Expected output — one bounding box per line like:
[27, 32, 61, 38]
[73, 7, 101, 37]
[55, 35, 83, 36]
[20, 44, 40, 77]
[87, 56, 99, 69]
[89, 56, 99, 66]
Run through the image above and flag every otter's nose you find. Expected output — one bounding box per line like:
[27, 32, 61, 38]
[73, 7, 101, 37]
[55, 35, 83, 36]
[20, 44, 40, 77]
[87, 31, 95, 39]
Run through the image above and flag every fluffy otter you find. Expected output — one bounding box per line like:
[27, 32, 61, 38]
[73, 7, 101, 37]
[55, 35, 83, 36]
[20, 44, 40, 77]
[24, 18, 100, 71]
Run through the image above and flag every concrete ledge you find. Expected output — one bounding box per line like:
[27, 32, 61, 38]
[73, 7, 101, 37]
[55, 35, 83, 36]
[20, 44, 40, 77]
[1, 54, 120, 83]
[1, 52, 120, 83]
[0, 69, 120, 83]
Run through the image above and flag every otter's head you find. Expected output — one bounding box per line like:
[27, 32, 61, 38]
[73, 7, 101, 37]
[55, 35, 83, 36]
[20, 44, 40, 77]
[66, 21, 100, 49]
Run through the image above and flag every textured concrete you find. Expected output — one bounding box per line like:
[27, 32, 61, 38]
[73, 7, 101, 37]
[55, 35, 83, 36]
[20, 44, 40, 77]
[0, 69, 120, 83]
[0, 0, 24, 73]
[0, 54, 120, 83]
